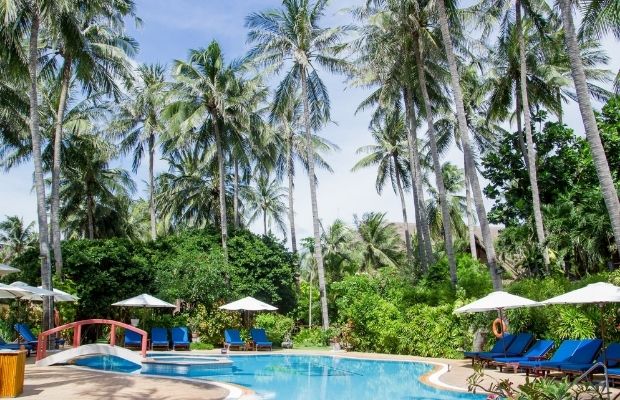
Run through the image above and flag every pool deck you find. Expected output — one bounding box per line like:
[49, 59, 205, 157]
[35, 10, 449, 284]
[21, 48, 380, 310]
[23, 349, 613, 399]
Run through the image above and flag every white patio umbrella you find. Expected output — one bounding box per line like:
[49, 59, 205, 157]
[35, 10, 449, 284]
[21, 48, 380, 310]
[0, 283, 30, 299]
[220, 296, 277, 328]
[30, 287, 78, 302]
[112, 293, 176, 328]
[112, 293, 176, 308]
[9, 281, 56, 298]
[219, 296, 278, 311]
[0, 264, 20, 277]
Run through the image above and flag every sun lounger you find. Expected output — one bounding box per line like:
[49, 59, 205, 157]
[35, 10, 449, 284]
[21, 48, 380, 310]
[491, 339, 555, 372]
[224, 329, 245, 350]
[151, 327, 170, 350]
[536, 339, 603, 373]
[124, 329, 142, 348]
[0, 337, 32, 357]
[250, 328, 273, 351]
[464, 334, 515, 363]
[518, 339, 584, 376]
[171, 327, 190, 350]
[478, 332, 534, 361]
[554, 341, 617, 374]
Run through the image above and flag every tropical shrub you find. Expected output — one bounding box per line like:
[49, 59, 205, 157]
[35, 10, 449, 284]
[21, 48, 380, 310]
[254, 313, 294, 345]
[293, 327, 331, 347]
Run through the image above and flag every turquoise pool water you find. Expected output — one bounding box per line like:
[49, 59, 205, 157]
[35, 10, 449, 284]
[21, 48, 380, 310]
[74, 354, 485, 399]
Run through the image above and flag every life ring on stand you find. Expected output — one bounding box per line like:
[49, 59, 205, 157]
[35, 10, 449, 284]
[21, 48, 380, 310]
[492, 318, 508, 338]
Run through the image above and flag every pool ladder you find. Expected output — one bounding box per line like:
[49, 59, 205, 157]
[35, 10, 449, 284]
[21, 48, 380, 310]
[571, 362, 610, 400]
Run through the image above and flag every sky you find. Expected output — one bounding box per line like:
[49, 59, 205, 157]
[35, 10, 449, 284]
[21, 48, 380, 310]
[1, 0, 618, 248]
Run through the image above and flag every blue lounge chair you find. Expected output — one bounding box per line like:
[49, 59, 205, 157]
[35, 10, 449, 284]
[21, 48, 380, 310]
[536, 339, 603, 372]
[124, 330, 142, 348]
[250, 328, 273, 351]
[14, 323, 65, 349]
[491, 339, 555, 372]
[151, 327, 169, 350]
[559, 342, 620, 374]
[464, 334, 515, 362]
[0, 337, 32, 357]
[478, 332, 534, 360]
[224, 329, 245, 350]
[518, 339, 583, 375]
[171, 327, 190, 350]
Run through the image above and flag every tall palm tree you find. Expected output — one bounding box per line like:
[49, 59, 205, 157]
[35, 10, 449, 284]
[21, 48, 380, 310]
[433, 0, 503, 289]
[557, 0, 620, 252]
[425, 163, 468, 243]
[111, 63, 167, 241]
[246, 0, 350, 329]
[47, 0, 137, 277]
[167, 41, 246, 254]
[352, 110, 413, 260]
[242, 173, 288, 236]
[0, 215, 36, 262]
[354, 212, 405, 272]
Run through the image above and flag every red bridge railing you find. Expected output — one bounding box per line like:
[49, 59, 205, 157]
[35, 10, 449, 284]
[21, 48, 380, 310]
[36, 319, 148, 362]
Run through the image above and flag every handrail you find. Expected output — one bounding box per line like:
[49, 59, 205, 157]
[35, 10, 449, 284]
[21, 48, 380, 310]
[572, 362, 609, 400]
[36, 319, 148, 362]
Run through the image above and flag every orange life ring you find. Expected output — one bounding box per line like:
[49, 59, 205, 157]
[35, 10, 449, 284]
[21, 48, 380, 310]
[492, 318, 508, 338]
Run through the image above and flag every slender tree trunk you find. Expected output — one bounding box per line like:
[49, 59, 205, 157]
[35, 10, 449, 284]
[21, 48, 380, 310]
[463, 147, 477, 258]
[212, 115, 228, 256]
[233, 159, 240, 229]
[87, 194, 95, 240]
[301, 69, 329, 329]
[515, 87, 530, 169]
[394, 154, 413, 261]
[403, 86, 434, 271]
[287, 131, 298, 254]
[516, 0, 550, 270]
[148, 132, 157, 241]
[29, 4, 54, 332]
[263, 209, 267, 236]
[558, 0, 620, 253]
[435, 0, 502, 289]
[51, 57, 71, 279]
[557, 90, 563, 125]
[413, 37, 457, 286]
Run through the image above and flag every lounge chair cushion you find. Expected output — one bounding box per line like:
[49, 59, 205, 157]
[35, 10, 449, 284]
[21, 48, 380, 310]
[224, 329, 245, 346]
[151, 328, 169, 347]
[464, 334, 514, 359]
[492, 339, 555, 364]
[172, 327, 190, 347]
[519, 339, 583, 368]
[478, 333, 534, 360]
[251, 328, 273, 347]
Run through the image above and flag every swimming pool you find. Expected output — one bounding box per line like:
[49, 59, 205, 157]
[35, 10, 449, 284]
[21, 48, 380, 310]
[73, 354, 485, 399]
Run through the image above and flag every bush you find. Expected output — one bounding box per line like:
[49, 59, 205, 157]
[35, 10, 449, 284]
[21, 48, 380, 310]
[190, 304, 242, 346]
[293, 327, 330, 347]
[190, 342, 214, 350]
[254, 313, 294, 345]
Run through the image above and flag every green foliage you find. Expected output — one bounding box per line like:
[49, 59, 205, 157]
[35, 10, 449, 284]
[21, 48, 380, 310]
[190, 342, 214, 350]
[189, 304, 242, 345]
[254, 313, 294, 345]
[293, 327, 331, 347]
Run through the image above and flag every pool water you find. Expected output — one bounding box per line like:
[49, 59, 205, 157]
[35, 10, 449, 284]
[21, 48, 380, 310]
[73, 354, 485, 399]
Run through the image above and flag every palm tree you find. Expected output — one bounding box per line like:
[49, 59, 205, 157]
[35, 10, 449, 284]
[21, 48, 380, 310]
[433, 0, 503, 289]
[167, 41, 246, 254]
[246, 0, 350, 329]
[60, 133, 136, 239]
[242, 173, 288, 236]
[557, 0, 620, 252]
[425, 163, 468, 243]
[111, 63, 167, 241]
[0, 216, 36, 262]
[47, 0, 137, 277]
[352, 110, 413, 260]
[321, 219, 355, 281]
[354, 212, 405, 272]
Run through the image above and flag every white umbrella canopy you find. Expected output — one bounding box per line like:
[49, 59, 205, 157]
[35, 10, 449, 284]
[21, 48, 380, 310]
[0, 283, 30, 299]
[454, 291, 540, 314]
[542, 282, 620, 305]
[112, 293, 176, 308]
[9, 281, 56, 298]
[29, 287, 78, 302]
[0, 264, 20, 277]
[219, 296, 278, 311]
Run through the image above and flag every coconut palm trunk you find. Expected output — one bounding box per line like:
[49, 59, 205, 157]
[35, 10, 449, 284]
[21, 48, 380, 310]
[403, 86, 434, 271]
[301, 69, 329, 329]
[515, 87, 530, 169]
[435, 0, 502, 289]
[233, 159, 240, 229]
[148, 131, 157, 240]
[463, 146, 477, 258]
[557, 0, 620, 252]
[393, 154, 413, 261]
[28, 3, 54, 332]
[212, 115, 228, 255]
[51, 57, 71, 278]
[516, 0, 550, 269]
[87, 194, 95, 240]
[413, 37, 457, 285]
[287, 132, 298, 254]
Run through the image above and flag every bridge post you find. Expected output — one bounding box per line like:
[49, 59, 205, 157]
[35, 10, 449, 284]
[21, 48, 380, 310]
[141, 334, 147, 358]
[110, 324, 116, 346]
[73, 325, 81, 348]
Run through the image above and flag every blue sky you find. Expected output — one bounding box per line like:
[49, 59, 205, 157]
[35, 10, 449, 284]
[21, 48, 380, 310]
[1, 0, 618, 247]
